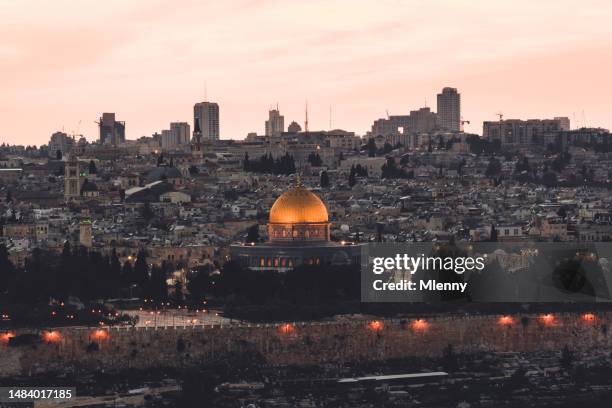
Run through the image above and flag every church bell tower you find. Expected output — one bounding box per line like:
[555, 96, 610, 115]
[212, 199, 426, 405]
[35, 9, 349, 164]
[64, 153, 82, 201]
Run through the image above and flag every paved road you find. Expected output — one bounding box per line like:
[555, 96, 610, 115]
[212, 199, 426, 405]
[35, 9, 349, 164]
[119, 308, 237, 327]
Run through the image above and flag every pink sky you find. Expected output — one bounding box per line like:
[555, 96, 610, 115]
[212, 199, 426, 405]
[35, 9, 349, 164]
[1, 0, 611, 146]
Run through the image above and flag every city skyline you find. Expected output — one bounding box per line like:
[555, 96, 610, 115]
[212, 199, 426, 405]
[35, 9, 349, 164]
[4, 2, 612, 405]
[2, 0, 612, 145]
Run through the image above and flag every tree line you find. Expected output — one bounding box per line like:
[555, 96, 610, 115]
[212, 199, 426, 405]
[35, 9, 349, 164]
[0, 243, 171, 305]
[484, 150, 610, 187]
[243, 152, 296, 175]
[1, 242, 360, 308]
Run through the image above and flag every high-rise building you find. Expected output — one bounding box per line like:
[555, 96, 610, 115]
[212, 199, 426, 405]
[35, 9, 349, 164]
[265, 108, 284, 137]
[370, 107, 437, 136]
[436, 87, 461, 132]
[407, 107, 438, 134]
[170, 122, 191, 145]
[161, 122, 191, 150]
[98, 113, 126, 145]
[160, 129, 172, 150]
[48, 131, 75, 159]
[193, 102, 219, 141]
[483, 118, 563, 146]
[554, 117, 571, 131]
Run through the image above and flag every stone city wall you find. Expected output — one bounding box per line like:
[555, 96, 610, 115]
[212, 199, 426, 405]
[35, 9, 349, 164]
[1, 312, 609, 378]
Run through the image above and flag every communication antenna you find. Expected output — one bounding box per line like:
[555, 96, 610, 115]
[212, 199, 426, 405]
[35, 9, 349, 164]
[305, 100, 309, 132]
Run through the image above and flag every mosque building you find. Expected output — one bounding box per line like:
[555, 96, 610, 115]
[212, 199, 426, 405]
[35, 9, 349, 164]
[230, 183, 361, 271]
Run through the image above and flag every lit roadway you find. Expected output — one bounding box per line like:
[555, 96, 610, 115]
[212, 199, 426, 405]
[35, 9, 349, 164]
[118, 308, 238, 327]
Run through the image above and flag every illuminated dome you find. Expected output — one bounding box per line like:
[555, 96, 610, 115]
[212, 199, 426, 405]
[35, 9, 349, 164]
[268, 186, 330, 243]
[230, 183, 362, 271]
[269, 187, 328, 224]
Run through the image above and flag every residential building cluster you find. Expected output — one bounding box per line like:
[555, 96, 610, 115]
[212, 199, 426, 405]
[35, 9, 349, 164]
[2, 87, 612, 279]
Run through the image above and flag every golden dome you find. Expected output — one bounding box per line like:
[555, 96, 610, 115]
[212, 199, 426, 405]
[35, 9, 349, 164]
[269, 187, 329, 224]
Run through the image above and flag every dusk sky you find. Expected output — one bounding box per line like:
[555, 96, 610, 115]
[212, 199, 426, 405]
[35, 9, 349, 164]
[1, 0, 611, 146]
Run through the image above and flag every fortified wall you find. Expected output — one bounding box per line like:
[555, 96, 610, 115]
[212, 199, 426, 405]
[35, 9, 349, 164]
[1, 312, 610, 378]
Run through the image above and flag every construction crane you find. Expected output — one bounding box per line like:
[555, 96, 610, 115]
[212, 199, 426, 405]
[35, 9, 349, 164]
[496, 112, 504, 142]
[460, 118, 470, 132]
[71, 120, 82, 140]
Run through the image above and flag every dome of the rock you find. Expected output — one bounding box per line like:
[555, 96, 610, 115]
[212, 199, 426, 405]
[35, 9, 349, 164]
[269, 187, 329, 225]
